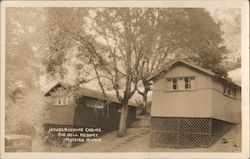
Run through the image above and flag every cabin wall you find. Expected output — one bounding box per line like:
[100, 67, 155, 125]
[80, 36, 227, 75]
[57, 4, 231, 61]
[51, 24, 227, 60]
[211, 79, 241, 123]
[44, 84, 76, 126]
[127, 106, 137, 124]
[73, 96, 136, 130]
[150, 62, 241, 148]
[45, 97, 75, 126]
[151, 64, 212, 118]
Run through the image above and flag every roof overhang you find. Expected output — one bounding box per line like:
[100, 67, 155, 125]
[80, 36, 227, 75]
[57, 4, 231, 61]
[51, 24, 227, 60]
[44, 82, 139, 107]
[147, 60, 241, 88]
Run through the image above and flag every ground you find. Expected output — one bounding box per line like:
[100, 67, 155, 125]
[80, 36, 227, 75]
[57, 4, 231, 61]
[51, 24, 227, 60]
[36, 124, 241, 152]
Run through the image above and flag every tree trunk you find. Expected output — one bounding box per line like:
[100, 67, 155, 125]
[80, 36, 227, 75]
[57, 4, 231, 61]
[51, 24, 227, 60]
[117, 103, 128, 137]
[142, 92, 149, 116]
[139, 81, 151, 116]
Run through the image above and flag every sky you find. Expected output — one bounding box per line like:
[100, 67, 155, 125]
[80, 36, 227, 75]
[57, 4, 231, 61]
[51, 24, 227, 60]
[228, 68, 241, 86]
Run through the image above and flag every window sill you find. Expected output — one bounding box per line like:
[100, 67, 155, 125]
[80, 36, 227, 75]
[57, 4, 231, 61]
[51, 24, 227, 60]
[51, 104, 68, 106]
[86, 106, 104, 109]
[223, 94, 236, 99]
[164, 89, 196, 92]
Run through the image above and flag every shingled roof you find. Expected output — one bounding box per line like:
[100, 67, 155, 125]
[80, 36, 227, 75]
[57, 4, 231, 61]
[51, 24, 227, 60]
[148, 60, 241, 88]
[45, 82, 138, 107]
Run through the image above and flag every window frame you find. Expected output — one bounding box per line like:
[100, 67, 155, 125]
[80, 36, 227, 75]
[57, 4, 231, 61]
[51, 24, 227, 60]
[53, 96, 70, 106]
[184, 77, 191, 89]
[223, 85, 237, 99]
[172, 78, 178, 90]
[85, 98, 105, 109]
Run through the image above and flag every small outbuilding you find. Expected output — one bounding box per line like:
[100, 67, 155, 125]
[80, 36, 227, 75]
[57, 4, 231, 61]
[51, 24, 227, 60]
[149, 60, 241, 148]
[44, 82, 138, 130]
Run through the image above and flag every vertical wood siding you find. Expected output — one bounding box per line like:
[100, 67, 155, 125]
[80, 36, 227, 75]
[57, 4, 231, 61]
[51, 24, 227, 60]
[73, 96, 136, 130]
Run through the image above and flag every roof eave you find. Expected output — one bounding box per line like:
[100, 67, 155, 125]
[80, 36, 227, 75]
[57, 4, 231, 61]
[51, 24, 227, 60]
[147, 60, 241, 88]
[45, 82, 139, 107]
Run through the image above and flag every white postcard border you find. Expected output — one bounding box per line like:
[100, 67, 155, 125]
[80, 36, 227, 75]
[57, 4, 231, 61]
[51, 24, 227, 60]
[1, 1, 249, 159]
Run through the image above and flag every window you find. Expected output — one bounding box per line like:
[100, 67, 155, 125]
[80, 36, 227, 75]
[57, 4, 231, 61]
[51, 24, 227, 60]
[224, 85, 236, 98]
[86, 99, 104, 109]
[53, 96, 70, 106]
[184, 77, 191, 89]
[167, 77, 195, 91]
[173, 78, 177, 90]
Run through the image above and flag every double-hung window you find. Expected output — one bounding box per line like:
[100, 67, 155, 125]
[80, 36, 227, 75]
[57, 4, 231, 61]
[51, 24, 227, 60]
[172, 78, 177, 90]
[224, 85, 236, 98]
[184, 77, 191, 89]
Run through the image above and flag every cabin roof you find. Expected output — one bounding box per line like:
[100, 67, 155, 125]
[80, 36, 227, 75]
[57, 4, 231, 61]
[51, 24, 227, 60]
[148, 60, 241, 88]
[44, 82, 71, 96]
[45, 82, 138, 107]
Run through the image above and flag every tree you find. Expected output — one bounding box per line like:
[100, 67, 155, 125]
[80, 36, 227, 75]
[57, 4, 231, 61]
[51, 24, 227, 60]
[77, 8, 207, 135]
[44, 8, 142, 136]
[211, 8, 241, 71]
[180, 9, 228, 75]
[109, 8, 228, 115]
[42, 8, 88, 81]
[6, 8, 48, 149]
[76, 8, 145, 136]
[6, 8, 45, 94]
[43, 8, 231, 136]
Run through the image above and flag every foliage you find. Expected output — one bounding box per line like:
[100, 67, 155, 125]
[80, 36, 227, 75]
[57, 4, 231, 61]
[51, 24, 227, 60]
[5, 89, 47, 135]
[212, 8, 241, 64]
[6, 8, 45, 93]
[42, 8, 88, 80]
[180, 9, 228, 76]
[5, 8, 48, 149]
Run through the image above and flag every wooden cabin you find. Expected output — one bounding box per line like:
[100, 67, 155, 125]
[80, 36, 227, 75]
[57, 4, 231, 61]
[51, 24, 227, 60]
[44, 82, 138, 130]
[149, 60, 241, 148]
